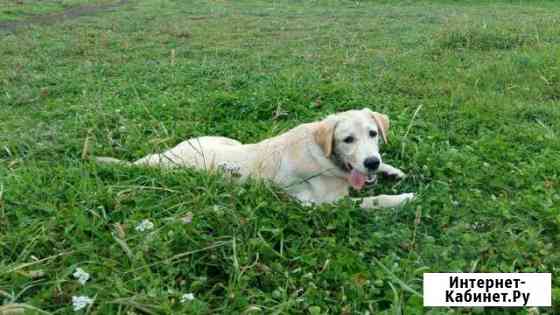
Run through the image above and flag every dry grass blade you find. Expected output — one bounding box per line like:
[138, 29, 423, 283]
[81, 129, 92, 160]
[400, 104, 423, 158]
[107, 297, 159, 315]
[15, 269, 45, 279]
[536, 119, 556, 137]
[0, 289, 14, 300]
[112, 232, 133, 260]
[0, 303, 53, 315]
[113, 185, 178, 193]
[0, 183, 4, 212]
[3, 251, 73, 275]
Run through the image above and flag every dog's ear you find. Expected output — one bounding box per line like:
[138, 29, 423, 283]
[364, 108, 390, 143]
[313, 118, 336, 157]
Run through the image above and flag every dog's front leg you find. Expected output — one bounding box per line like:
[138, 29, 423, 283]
[356, 193, 415, 209]
[378, 163, 406, 179]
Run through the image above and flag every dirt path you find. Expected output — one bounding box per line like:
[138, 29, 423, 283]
[0, 0, 129, 33]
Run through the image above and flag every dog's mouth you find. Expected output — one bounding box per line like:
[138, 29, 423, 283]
[332, 153, 374, 190]
[344, 162, 369, 190]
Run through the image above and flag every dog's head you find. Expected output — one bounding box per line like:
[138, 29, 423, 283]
[314, 108, 390, 190]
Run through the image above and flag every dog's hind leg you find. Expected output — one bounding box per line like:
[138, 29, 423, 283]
[356, 193, 415, 209]
[94, 156, 133, 166]
[95, 154, 177, 168]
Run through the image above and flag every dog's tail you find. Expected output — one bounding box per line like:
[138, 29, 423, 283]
[93, 156, 133, 166]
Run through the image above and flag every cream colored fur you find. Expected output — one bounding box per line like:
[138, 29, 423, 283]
[96, 108, 415, 208]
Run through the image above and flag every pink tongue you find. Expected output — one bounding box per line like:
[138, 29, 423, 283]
[349, 169, 367, 190]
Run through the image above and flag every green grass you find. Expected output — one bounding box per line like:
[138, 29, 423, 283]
[1, 0, 559, 314]
[0, 0, 118, 22]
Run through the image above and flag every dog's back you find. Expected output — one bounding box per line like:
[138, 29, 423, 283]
[96, 136, 262, 176]
[133, 136, 244, 168]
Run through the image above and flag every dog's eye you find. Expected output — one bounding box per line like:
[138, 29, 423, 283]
[343, 136, 354, 144]
[369, 130, 378, 138]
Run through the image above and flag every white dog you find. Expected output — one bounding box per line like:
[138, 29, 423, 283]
[96, 108, 415, 209]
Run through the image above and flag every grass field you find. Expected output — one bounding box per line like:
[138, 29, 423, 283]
[1, 0, 559, 314]
[0, 0, 120, 22]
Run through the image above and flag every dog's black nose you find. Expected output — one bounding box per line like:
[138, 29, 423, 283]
[364, 157, 380, 171]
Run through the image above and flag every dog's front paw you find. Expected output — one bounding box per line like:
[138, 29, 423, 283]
[386, 193, 416, 208]
[399, 192, 415, 204]
[359, 193, 416, 209]
[382, 168, 406, 180]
